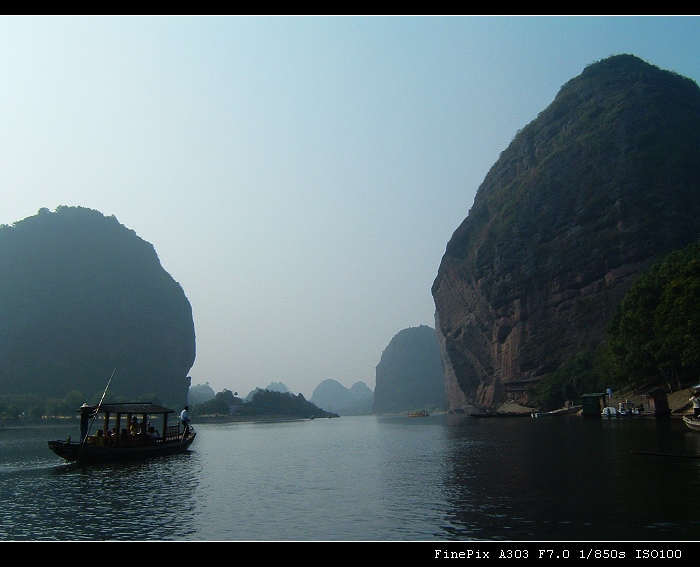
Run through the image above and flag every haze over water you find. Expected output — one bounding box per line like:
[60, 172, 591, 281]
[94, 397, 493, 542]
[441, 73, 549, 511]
[2, 17, 700, 400]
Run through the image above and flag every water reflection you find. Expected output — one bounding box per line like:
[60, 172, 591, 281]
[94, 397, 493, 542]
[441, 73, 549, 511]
[440, 414, 700, 541]
[187, 417, 449, 540]
[0, 426, 201, 540]
[2, 416, 700, 540]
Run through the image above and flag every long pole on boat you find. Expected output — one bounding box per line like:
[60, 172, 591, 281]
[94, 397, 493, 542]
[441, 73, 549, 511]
[79, 368, 116, 451]
[96, 368, 116, 412]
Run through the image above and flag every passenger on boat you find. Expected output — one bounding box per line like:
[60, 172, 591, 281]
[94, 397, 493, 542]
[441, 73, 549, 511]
[147, 426, 160, 439]
[129, 416, 139, 436]
[93, 429, 105, 447]
[120, 428, 129, 443]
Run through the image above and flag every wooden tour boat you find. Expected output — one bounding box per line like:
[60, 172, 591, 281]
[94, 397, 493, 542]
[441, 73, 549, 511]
[48, 401, 195, 463]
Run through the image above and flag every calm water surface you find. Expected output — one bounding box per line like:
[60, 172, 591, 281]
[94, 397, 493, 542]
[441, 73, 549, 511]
[1, 414, 700, 541]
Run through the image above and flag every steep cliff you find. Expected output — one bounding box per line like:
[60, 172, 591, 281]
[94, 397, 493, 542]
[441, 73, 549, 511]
[432, 54, 700, 410]
[0, 206, 196, 405]
[373, 325, 446, 414]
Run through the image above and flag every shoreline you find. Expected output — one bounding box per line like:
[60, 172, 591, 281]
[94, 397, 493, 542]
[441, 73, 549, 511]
[1, 391, 695, 430]
[0, 414, 329, 431]
[193, 414, 327, 424]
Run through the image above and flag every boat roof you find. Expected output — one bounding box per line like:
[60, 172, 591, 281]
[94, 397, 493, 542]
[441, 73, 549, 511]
[78, 402, 175, 415]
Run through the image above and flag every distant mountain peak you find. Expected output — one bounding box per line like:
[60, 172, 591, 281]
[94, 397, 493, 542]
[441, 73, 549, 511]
[310, 379, 373, 415]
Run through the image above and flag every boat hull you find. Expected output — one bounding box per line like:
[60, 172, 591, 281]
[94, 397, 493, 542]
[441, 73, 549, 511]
[469, 412, 531, 418]
[532, 405, 583, 418]
[683, 416, 700, 432]
[48, 432, 196, 463]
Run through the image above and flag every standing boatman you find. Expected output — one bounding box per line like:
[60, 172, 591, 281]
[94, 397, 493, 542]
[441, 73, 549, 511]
[180, 405, 191, 435]
[79, 403, 95, 443]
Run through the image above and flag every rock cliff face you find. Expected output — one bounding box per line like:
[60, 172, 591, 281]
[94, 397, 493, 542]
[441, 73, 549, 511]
[373, 325, 446, 414]
[0, 206, 196, 405]
[432, 55, 700, 410]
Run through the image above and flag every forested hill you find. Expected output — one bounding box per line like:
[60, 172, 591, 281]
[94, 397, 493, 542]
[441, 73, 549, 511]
[0, 206, 195, 405]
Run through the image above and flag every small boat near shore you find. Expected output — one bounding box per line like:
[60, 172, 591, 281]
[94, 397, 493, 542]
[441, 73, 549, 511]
[602, 401, 643, 418]
[469, 411, 531, 418]
[683, 415, 700, 432]
[531, 405, 582, 418]
[48, 402, 195, 464]
[406, 410, 430, 417]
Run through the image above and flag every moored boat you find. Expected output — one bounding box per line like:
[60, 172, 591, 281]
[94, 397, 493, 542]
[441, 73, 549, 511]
[406, 410, 430, 417]
[617, 401, 641, 416]
[602, 405, 618, 418]
[600, 401, 643, 418]
[683, 415, 700, 432]
[48, 402, 195, 463]
[469, 411, 531, 418]
[531, 405, 582, 418]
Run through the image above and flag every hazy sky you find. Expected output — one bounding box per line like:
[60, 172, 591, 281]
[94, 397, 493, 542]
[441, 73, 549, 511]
[2, 16, 699, 399]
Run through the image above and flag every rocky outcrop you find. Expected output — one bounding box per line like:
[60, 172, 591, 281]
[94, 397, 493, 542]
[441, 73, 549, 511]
[189, 382, 216, 406]
[0, 206, 196, 405]
[373, 325, 446, 414]
[432, 55, 700, 410]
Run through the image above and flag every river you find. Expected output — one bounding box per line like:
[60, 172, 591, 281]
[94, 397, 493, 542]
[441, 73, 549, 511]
[1, 413, 699, 542]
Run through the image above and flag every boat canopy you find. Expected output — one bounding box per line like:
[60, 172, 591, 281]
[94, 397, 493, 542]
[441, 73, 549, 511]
[79, 402, 175, 415]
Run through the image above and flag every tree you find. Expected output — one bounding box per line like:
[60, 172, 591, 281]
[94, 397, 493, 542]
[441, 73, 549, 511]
[603, 240, 700, 391]
[528, 349, 603, 411]
[193, 389, 239, 416]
